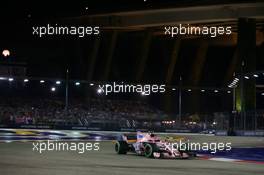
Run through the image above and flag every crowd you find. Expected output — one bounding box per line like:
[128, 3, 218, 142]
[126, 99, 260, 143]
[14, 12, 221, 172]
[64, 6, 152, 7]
[0, 97, 164, 127]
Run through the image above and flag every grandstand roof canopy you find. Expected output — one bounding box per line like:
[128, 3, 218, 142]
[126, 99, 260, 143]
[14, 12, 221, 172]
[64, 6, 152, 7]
[0, 0, 263, 87]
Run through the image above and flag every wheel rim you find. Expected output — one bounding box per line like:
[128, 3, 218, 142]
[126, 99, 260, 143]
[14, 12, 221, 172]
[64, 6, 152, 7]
[145, 145, 152, 157]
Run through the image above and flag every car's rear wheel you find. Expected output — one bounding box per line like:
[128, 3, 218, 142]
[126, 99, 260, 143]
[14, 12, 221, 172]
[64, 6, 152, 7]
[115, 141, 128, 154]
[144, 143, 158, 158]
[179, 143, 197, 158]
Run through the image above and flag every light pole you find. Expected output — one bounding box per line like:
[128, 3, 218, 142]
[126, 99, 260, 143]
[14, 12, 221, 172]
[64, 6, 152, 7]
[240, 61, 245, 131]
[232, 72, 236, 130]
[178, 76, 182, 128]
[233, 86, 236, 130]
[65, 68, 69, 112]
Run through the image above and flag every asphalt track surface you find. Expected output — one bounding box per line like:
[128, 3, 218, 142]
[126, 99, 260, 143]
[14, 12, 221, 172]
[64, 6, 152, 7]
[0, 138, 264, 175]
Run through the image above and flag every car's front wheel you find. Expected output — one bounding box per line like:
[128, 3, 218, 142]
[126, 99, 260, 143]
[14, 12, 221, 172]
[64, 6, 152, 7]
[115, 141, 128, 154]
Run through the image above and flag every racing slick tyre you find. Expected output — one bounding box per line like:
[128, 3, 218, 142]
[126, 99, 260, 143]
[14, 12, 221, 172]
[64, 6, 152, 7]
[179, 143, 197, 158]
[115, 141, 128, 154]
[144, 143, 159, 158]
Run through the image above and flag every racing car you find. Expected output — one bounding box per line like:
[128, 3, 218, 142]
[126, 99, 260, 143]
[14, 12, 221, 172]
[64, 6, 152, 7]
[114, 132, 196, 159]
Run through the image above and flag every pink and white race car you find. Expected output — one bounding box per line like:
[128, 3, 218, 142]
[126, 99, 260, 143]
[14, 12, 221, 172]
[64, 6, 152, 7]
[115, 132, 196, 159]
